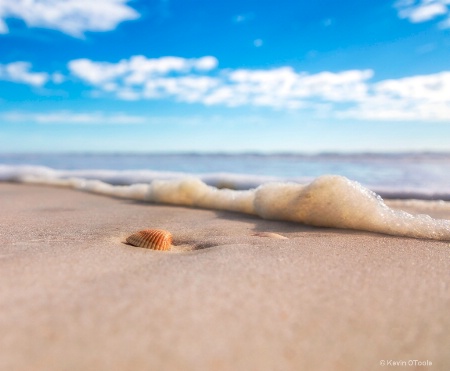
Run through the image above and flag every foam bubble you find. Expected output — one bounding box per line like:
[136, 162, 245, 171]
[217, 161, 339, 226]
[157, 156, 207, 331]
[253, 176, 450, 240]
[145, 178, 256, 214]
[1, 165, 449, 241]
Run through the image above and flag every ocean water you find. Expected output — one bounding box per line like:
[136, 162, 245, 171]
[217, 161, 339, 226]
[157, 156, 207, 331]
[0, 152, 449, 199]
[1, 152, 450, 241]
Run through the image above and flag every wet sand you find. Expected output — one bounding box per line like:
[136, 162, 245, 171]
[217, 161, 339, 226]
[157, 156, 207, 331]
[1, 183, 449, 371]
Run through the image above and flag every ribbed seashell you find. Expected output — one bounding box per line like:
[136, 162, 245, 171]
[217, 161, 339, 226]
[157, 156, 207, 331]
[126, 229, 173, 251]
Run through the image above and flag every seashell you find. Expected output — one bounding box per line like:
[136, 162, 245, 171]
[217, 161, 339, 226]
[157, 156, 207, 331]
[252, 232, 288, 239]
[126, 229, 173, 251]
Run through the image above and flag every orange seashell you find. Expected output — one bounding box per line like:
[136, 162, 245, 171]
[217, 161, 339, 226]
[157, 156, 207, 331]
[126, 229, 173, 251]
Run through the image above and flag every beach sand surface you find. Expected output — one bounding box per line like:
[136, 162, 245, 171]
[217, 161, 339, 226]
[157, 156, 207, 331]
[1, 183, 449, 371]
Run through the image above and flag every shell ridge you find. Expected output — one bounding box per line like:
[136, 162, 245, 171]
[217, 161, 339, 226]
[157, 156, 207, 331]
[126, 229, 172, 251]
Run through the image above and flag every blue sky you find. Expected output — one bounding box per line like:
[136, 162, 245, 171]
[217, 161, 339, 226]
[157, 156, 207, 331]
[0, 0, 450, 153]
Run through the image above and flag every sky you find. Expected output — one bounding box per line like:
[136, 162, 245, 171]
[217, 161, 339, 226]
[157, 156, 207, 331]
[0, 0, 450, 153]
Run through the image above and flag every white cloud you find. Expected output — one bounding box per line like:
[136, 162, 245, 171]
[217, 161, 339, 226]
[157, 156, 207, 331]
[69, 55, 221, 102]
[338, 99, 450, 121]
[395, 0, 450, 28]
[69, 58, 129, 85]
[143, 76, 220, 102]
[209, 67, 373, 107]
[194, 56, 218, 71]
[1, 111, 147, 124]
[69, 55, 219, 86]
[69, 56, 374, 110]
[0, 61, 49, 86]
[340, 71, 450, 121]
[0, 0, 139, 37]
[374, 72, 450, 101]
[3, 55, 447, 123]
[232, 12, 255, 24]
[66, 54, 450, 121]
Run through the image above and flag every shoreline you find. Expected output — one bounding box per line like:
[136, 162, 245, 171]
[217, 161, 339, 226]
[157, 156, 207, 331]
[1, 182, 449, 370]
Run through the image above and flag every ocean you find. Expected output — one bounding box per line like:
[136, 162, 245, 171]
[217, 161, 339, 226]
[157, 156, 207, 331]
[0, 152, 449, 199]
[1, 152, 450, 241]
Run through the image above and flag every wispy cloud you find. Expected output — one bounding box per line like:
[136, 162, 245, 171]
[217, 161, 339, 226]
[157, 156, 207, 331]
[340, 71, 450, 121]
[69, 56, 218, 85]
[0, 61, 49, 86]
[3, 56, 450, 122]
[69, 55, 450, 121]
[232, 12, 255, 24]
[216, 68, 373, 108]
[68, 55, 374, 109]
[1, 111, 147, 125]
[0, 0, 139, 37]
[395, 0, 450, 28]
[69, 55, 220, 101]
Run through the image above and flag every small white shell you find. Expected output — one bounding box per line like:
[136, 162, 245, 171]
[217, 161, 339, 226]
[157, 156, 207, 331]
[126, 229, 173, 251]
[252, 232, 288, 239]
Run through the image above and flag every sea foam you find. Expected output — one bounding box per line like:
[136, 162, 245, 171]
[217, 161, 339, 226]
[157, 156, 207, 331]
[1, 165, 450, 241]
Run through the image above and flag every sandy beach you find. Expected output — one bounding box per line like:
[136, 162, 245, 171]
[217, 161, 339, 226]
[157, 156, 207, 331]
[1, 182, 449, 371]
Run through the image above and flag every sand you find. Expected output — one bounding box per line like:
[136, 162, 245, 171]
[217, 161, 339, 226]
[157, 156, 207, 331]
[1, 183, 449, 371]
